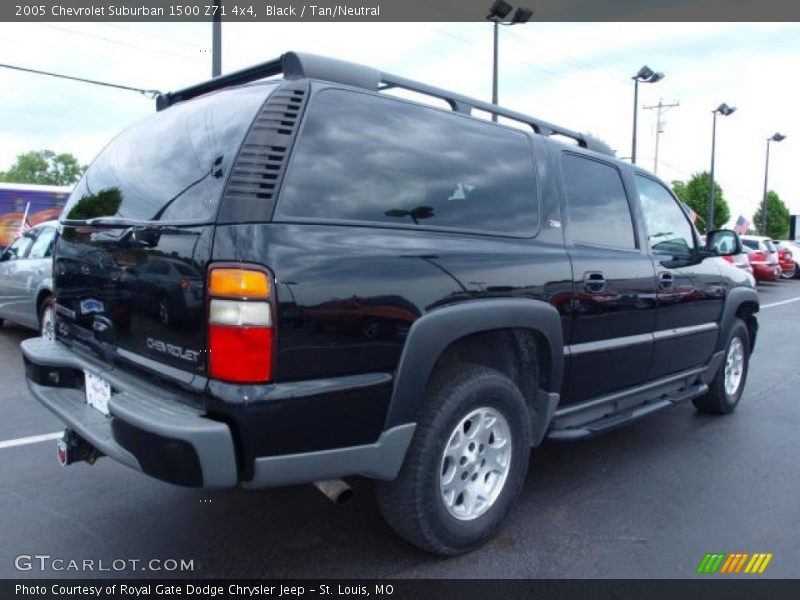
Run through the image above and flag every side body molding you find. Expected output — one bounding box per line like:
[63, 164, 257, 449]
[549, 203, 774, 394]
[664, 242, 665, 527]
[384, 298, 564, 429]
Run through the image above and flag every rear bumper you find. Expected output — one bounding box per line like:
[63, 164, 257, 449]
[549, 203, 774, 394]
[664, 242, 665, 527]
[751, 263, 780, 281]
[21, 337, 416, 489]
[21, 337, 237, 489]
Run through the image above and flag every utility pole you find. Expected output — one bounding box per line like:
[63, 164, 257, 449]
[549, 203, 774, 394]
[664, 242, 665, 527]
[212, 0, 222, 77]
[642, 98, 679, 175]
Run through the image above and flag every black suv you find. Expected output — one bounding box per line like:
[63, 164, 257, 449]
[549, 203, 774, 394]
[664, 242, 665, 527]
[22, 52, 759, 555]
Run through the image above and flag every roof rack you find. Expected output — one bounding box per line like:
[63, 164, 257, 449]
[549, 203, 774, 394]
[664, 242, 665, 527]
[155, 51, 604, 154]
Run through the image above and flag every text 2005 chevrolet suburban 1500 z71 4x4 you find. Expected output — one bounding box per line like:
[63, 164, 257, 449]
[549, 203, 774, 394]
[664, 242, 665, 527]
[22, 52, 758, 555]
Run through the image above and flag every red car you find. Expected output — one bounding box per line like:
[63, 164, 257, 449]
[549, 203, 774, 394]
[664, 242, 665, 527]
[772, 240, 797, 279]
[742, 243, 780, 282]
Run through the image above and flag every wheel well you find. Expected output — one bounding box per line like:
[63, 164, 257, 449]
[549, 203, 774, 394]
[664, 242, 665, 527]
[429, 328, 551, 435]
[736, 301, 759, 352]
[35, 290, 53, 319]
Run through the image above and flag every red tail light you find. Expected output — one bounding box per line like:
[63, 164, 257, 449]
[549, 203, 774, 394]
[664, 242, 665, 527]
[722, 255, 734, 263]
[207, 266, 273, 383]
[752, 251, 767, 262]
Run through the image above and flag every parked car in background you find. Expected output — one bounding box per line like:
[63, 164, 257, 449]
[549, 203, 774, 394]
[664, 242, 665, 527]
[0, 220, 58, 338]
[772, 240, 798, 279]
[741, 235, 781, 282]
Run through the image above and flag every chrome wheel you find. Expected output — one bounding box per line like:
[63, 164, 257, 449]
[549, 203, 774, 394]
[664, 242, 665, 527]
[724, 337, 745, 396]
[40, 305, 55, 341]
[439, 407, 512, 521]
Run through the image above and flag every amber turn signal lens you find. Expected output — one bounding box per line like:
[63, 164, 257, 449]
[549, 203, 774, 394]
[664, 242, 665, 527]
[209, 268, 270, 298]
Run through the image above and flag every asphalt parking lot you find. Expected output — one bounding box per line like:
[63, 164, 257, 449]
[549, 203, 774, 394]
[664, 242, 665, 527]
[1, 281, 798, 579]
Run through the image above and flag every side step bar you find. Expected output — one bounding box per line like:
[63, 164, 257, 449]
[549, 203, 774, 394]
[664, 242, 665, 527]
[545, 359, 722, 442]
[547, 382, 708, 441]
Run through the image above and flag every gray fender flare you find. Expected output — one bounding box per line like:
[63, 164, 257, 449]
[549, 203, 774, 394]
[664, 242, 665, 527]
[384, 298, 564, 431]
[717, 286, 759, 352]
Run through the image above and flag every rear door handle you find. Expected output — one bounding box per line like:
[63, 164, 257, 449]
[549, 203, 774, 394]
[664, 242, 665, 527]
[583, 271, 607, 293]
[658, 272, 674, 289]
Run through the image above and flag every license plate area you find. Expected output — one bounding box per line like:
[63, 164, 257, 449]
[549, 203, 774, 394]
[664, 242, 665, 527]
[84, 371, 111, 416]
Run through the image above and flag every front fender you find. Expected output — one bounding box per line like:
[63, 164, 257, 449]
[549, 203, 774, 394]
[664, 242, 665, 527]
[384, 298, 564, 429]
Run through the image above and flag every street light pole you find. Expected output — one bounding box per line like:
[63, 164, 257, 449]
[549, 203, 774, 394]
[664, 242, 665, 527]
[212, 0, 222, 77]
[706, 103, 736, 232]
[631, 78, 639, 164]
[762, 132, 786, 235]
[630, 65, 664, 165]
[492, 20, 499, 115]
[486, 1, 532, 123]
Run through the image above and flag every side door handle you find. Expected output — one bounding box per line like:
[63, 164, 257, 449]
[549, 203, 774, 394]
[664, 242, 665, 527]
[658, 272, 674, 290]
[583, 271, 607, 293]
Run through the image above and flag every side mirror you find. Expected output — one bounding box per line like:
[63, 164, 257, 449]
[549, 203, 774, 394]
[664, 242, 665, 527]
[706, 229, 742, 256]
[0, 249, 11, 262]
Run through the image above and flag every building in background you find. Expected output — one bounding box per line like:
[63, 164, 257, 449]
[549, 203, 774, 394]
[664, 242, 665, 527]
[0, 182, 70, 247]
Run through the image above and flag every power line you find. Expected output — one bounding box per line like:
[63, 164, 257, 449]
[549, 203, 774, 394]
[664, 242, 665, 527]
[0, 63, 161, 98]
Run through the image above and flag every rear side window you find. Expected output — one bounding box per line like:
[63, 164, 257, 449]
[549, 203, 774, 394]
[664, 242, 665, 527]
[561, 154, 636, 249]
[276, 89, 539, 236]
[28, 227, 58, 259]
[62, 83, 276, 223]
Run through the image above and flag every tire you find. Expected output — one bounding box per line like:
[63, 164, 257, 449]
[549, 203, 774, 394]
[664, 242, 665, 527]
[39, 297, 56, 341]
[693, 318, 750, 415]
[780, 264, 795, 279]
[376, 363, 531, 555]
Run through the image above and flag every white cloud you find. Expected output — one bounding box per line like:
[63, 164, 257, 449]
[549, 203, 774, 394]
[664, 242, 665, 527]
[0, 21, 798, 224]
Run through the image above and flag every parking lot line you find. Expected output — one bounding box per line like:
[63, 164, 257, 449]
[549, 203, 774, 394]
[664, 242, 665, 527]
[0, 432, 61, 450]
[761, 296, 800, 309]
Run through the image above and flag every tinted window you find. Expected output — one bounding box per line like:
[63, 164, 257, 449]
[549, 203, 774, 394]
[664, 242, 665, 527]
[636, 175, 695, 256]
[742, 239, 759, 250]
[562, 155, 635, 249]
[62, 83, 276, 224]
[28, 227, 58, 259]
[3, 234, 34, 260]
[277, 90, 538, 236]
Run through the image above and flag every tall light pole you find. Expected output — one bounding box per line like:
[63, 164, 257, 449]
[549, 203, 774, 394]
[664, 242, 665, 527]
[761, 132, 786, 235]
[707, 102, 736, 232]
[630, 65, 664, 164]
[486, 1, 532, 123]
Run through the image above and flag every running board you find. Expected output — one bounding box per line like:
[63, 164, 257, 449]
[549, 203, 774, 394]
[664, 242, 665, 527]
[547, 375, 709, 442]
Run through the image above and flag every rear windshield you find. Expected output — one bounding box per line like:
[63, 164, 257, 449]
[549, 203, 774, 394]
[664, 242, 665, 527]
[62, 83, 275, 224]
[276, 89, 539, 237]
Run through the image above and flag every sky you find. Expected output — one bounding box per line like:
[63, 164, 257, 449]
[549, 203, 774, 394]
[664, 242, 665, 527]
[0, 21, 797, 226]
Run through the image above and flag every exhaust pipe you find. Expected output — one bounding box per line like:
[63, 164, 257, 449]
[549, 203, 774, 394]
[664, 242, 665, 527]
[312, 479, 354, 506]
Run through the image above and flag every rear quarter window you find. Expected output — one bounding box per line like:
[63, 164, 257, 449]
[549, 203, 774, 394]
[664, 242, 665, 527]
[275, 89, 539, 237]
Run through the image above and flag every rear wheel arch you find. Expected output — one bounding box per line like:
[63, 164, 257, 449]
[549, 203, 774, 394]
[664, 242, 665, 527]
[385, 299, 564, 445]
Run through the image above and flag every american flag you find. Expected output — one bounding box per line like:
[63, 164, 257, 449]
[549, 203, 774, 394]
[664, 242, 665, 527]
[14, 202, 31, 239]
[681, 202, 698, 224]
[733, 215, 750, 235]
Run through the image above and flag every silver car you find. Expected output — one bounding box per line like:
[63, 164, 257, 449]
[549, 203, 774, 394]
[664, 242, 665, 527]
[0, 220, 58, 339]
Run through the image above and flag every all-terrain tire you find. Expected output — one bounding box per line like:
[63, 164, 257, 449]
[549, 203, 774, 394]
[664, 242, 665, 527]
[376, 364, 531, 555]
[693, 318, 750, 415]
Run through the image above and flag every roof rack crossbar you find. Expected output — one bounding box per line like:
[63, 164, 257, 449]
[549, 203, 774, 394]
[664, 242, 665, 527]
[155, 51, 595, 151]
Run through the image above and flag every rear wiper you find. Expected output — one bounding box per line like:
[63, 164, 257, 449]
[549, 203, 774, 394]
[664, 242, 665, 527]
[64, 217, 146, 227]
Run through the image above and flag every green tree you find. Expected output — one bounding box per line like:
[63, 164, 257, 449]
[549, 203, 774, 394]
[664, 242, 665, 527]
[670, 171, 730, 234]
[0, 150, 85, 186]
[752, 190, 790, 239]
